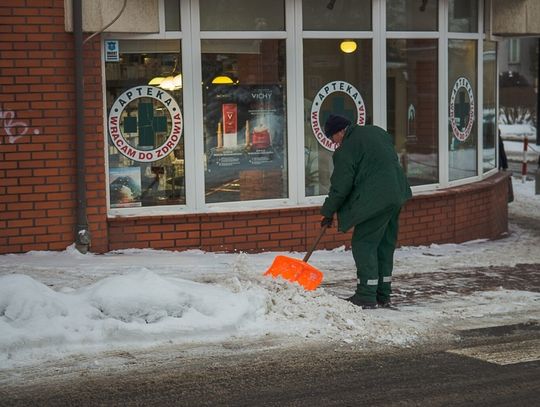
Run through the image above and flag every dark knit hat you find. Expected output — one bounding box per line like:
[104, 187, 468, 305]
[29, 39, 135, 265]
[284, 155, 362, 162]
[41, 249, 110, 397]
[324, 114, 351, 138]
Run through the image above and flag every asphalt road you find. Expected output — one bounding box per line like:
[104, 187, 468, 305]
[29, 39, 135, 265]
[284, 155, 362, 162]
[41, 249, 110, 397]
[2, 321, 539, 407]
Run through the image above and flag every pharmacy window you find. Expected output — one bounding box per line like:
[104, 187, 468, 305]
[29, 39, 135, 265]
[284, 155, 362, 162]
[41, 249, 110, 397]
[387, 39, 439, 186]
[201, 39, 288, 203]
[303, 39, 373, 197]
[483, 41, 497, 173]
[448, 39, 478, 181]
[105, 40, 185, 209]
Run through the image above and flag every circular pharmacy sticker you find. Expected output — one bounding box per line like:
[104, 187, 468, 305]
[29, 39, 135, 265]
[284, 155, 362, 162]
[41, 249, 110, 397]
[310, 80, 366, 152]
[108, 85, 183, 163]
[449, 77, 475, 142]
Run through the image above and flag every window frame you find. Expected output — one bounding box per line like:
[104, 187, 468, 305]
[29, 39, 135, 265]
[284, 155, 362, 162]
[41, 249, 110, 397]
[508, 38, 520, 64]
[482, 39, 498, 174]
[194, 0, 295, 212]
[101, 0, 498, 218]
[297, 0, 376, 206]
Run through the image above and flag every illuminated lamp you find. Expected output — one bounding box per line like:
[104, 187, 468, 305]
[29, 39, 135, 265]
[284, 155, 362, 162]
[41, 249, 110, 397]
[340, 40, 357, 54]
[148, 76, 165, 86]
[148, 58, 182, 90]
[159, 73, 183, 91]
[211, 75, 234, 84]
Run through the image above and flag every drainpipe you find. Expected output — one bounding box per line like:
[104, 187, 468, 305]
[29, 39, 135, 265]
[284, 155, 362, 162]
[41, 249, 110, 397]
[537, 38, 540, 146]
[73, 0, 91, 253]
[537, 40, 540, 194]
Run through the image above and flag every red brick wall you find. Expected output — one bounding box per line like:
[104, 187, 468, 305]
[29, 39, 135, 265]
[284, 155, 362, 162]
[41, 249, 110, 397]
[108, 209, 352, 253]
[398, 172, 509, 247]
[107, 172, 509, 253]
[0, 0, 108, 254]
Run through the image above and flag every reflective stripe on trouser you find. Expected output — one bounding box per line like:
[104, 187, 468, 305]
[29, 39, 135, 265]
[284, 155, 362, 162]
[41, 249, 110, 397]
[351, 207, 401, 303]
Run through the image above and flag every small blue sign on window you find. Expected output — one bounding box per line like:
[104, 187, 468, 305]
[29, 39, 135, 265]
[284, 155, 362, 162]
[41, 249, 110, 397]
[104, 40, 120, 62]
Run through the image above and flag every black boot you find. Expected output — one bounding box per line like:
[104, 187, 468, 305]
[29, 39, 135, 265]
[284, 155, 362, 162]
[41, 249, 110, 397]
[345, 294, 377, 309]
[377, 298, 399, 310]
[377, 299, 392, 308]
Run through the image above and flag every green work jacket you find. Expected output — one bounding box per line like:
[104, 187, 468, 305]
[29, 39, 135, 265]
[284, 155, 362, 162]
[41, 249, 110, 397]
[321, 125, 412, 232]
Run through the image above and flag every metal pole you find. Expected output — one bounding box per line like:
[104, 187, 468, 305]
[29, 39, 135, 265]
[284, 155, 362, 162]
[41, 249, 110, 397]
[521, 135, 528, 183]
[73, 0, 91, 253]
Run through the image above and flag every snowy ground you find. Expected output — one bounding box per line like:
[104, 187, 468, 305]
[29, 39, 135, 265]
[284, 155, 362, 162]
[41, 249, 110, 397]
[1, 179, 539, 373]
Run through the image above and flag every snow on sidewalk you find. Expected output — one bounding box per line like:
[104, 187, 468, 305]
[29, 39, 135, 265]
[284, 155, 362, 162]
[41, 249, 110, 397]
[0, 180, 539, 370]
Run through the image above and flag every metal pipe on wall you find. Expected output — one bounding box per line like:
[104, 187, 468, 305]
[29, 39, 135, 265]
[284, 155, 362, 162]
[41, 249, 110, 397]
[537, 38, 540, 146]
[73, 0, 91, 253]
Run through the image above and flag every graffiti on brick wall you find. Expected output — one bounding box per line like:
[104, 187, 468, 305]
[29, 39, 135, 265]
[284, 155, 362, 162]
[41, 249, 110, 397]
[0, 107, 40, 144]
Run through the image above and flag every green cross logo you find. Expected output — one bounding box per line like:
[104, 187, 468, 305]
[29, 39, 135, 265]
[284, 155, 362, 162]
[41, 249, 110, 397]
[123, 101, 168, 147]
[454, 90, 470, 131]
[320, 96, 356, 128]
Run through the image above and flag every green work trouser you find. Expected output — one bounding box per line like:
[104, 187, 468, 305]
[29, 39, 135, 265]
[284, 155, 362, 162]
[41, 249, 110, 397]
[351, 206, 401, 304]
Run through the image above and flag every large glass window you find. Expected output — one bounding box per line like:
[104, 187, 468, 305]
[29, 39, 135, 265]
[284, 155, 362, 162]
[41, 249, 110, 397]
[201, 39, 287, 203]
[105, 40, 185, 209]
[386, 0, 438, 31]
[387, 39, 438, 186]
[164, 0, 181, 31]
[448, 39, 477, 181]
[200, 0, 285, 31]
[103, 1, 494, 216]
[483, 41, 497, 173]
[303, 0, 371, 31]
[303, 39, 372, 196]
[448, 0, 478, 33]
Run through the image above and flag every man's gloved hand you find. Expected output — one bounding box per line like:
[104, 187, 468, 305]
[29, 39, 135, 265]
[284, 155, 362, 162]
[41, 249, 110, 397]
[320, 216, 333, 228]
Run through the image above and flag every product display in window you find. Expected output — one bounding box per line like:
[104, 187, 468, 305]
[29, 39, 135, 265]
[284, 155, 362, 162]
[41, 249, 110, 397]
[205, 86, 283, 165]
[202, 39, 288, 203]
[109, 167, 142, 208]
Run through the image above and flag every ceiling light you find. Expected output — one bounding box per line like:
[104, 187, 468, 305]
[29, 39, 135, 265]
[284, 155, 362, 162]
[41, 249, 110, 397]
[340, 40, 357, 54]
[148, 58, 182, 91]
[211, 75, 234, 84]
[158, 73, 183, 91]
[148, 76, 165, 86]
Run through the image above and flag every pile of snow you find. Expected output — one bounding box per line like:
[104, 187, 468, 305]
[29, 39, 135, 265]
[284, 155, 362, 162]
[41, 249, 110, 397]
[0, 259, 430, 367]
[1, 179, 539, 369]
[0, 270, 264, 350]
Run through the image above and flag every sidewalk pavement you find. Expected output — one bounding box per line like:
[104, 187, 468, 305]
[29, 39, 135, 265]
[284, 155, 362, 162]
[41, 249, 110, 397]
[504, 139, 540, 163]
[321, 262, 540, 308]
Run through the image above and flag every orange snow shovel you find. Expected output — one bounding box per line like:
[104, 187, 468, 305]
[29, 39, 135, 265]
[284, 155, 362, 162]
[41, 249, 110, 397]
[264, 224, 328, 290]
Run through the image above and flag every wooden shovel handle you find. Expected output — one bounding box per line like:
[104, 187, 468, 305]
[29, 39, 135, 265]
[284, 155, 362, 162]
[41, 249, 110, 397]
[302, 224, 329, 263]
